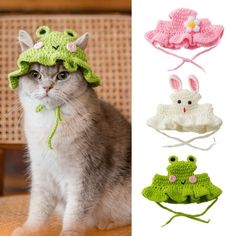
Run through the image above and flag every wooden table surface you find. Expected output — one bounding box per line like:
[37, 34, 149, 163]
[0, 195, 131, 236]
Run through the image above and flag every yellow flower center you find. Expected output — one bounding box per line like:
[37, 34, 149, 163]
[187, 20, 196, 29]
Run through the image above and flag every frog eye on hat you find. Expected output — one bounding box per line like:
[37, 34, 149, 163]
[168, 156, 178, 163]
[36, 26, 50, 38]
[187, 155, 197, 163]
[64, 29, 77, 38]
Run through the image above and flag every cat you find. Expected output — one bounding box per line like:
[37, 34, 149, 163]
[12, 31, 131, 236]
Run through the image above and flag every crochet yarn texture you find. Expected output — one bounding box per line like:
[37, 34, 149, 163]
[8, 26, 101, 150]
[145, 8, 224, 50]
[148, 75, 222, 134]
[35, 105, 63, 150]
[147, 75, 222, 150]
[8, 26, 100, 89]
[145, 8, 224, 71]
[142, 155, 222, 226]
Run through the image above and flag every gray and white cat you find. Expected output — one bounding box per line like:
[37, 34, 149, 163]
[12, 32, 131, 236]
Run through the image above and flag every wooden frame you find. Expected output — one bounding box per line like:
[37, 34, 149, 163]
[0, 148, 4, 195]
[0, 0, 131, 13]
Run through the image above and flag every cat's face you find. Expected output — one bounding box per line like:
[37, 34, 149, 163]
[19, 62, 88, 109]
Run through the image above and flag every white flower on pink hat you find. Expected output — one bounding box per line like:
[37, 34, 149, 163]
[184, 16, 200, 33]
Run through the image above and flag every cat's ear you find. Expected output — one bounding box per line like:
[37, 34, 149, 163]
[74, 32, 90, 50]
[18, 30, 34, 52]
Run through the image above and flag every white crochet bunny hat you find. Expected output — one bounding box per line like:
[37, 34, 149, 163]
[147, 75, 222, 151]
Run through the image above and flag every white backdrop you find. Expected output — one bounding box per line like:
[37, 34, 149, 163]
[132, 0, 235, 235]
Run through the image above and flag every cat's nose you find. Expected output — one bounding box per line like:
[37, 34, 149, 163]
[43, 85, 53, 93]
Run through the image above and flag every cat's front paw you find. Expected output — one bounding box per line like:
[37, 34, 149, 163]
[60, 230, 85, 236]
[97, 221, 117, 230]
[11, 227, 26, 236]
[11, 227, 39, 236]
[11, 226, 43, 236]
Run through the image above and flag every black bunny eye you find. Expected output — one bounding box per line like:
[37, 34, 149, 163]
[177, 100, 181, 104]
[188, 101, 192, 105]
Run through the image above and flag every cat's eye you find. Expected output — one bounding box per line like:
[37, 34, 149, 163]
[57, 71, 69, 80]
[177, 100, 181, 104]
[30, 70, 41, 80]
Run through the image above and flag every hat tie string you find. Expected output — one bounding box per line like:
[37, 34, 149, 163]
[157, 198, 218, 227]
[154, 127, 221, 151]
[152, 44, 217, 72]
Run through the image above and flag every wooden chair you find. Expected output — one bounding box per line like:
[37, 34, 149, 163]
[0, 14, 131, 236]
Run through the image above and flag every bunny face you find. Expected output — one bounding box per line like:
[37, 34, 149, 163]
[170, 89, 201, 113]
[169, 75, 201, 113]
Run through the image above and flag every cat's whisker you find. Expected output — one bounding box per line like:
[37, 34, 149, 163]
[54, 88, 87, 108]
[33, 94, 45, 99]
[56, 96, 78, 118]
[49, 98, 88, 137]
[52, 92, 80, 117]
[16, 110, 24, 126]
[4, 102, 23, 117]
[62, 95, 88, 116]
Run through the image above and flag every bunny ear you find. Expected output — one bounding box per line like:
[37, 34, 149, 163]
[169, 75, 182, 91]
[188, 75, 199, 93]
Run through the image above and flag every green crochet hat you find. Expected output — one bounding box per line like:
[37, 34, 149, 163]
[8, 26, 100, 89]
[142, 155, 222, 226]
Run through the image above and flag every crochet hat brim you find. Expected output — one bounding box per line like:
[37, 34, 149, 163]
[147, 105, 223, 134]
[142, 174, 222, 204]
[145, 25, 224, 50]
[145, 8, 224, 50]
[8, 47, 100, 89]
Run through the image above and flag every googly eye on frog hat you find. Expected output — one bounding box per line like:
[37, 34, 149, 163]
[142, 155, 222, 227]
[145, 8, 224, 72]
[147, 75, 222, 151]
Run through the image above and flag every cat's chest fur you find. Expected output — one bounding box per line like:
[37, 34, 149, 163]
[22, 96, 82, 150]
[25, 113, 84, 201]
[22, 96, 85, 195]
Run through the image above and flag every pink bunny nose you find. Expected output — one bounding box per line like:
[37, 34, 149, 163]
[43, 85, 53, 93]
[183, 107, 186, 113]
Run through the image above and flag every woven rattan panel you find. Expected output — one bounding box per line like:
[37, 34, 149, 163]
[0, 15, 131, 144]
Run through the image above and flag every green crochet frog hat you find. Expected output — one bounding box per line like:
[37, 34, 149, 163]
[8, 26, 100, 89]
[142, 155, 222, 226]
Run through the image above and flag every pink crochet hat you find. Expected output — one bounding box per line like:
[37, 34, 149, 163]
[146, 8, 224, 49]
[145, 8, 224, 71]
